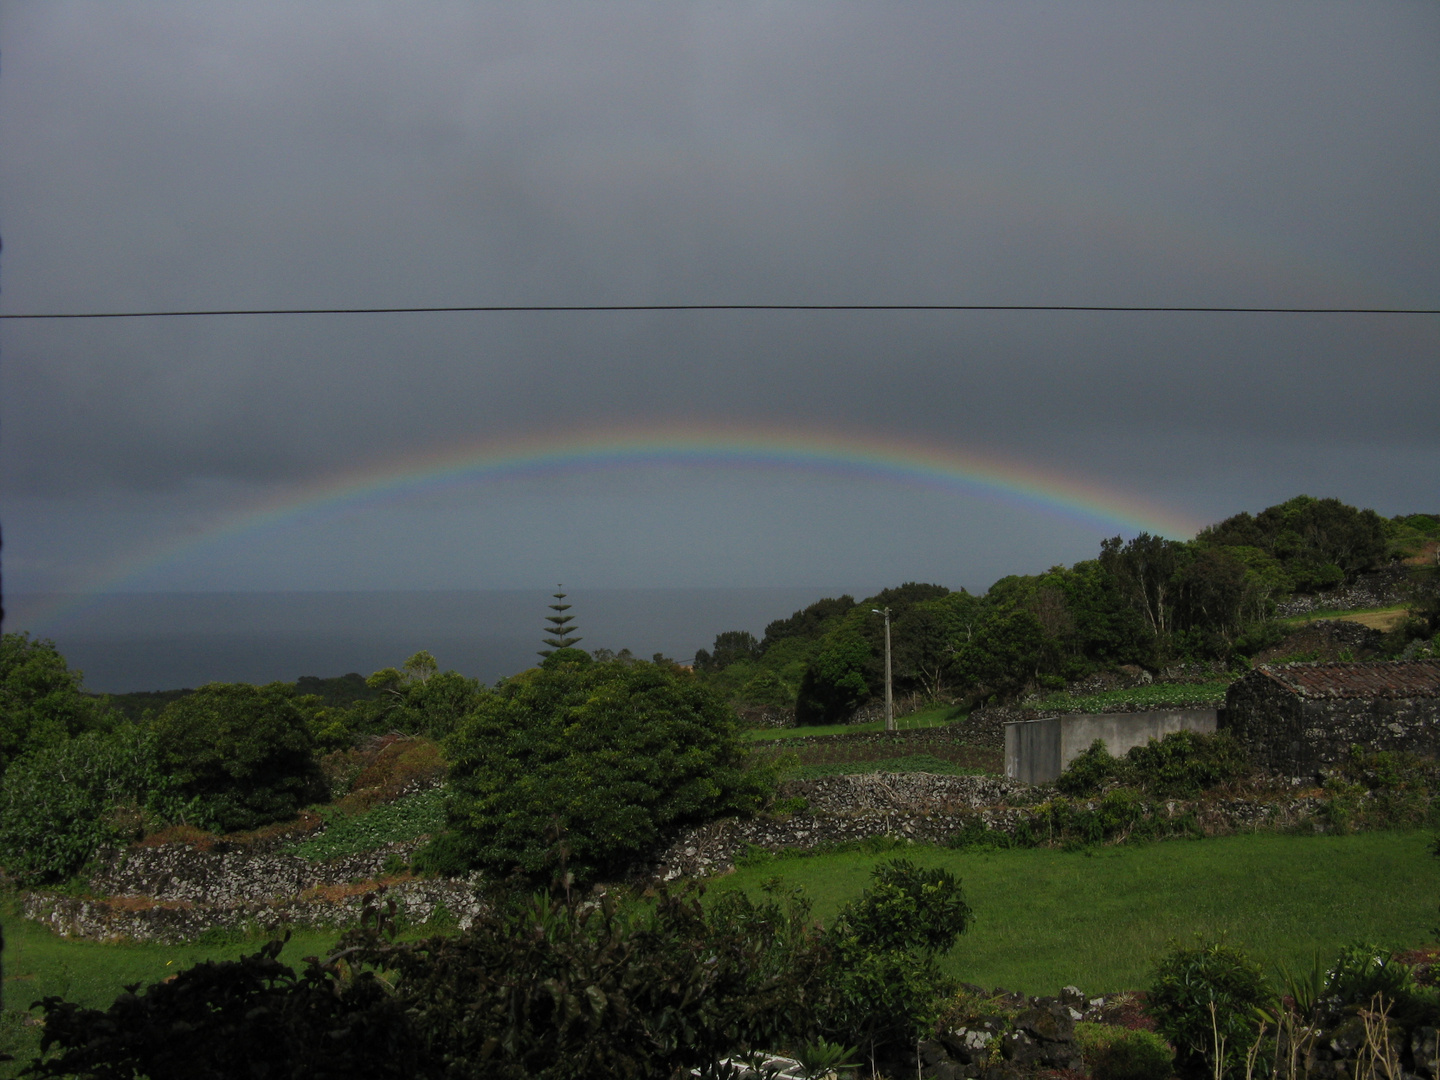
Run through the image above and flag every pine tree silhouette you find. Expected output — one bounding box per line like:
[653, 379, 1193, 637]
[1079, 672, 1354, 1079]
[538, 586, 582, 656]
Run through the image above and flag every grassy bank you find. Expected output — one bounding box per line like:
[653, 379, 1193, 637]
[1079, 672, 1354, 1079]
[1027, 680, 1232, 714]
[708, 830, 1436, 995]
[742, 705, 963, 742]
[1280, 604, 1409, 627]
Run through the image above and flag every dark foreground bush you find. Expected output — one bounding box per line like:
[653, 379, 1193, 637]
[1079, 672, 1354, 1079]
[27, 861, 971, 1079]
[27, 937, 421, 1080]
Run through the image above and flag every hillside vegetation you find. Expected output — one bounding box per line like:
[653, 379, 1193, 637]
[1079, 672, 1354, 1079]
[691, 497, 1440, 723]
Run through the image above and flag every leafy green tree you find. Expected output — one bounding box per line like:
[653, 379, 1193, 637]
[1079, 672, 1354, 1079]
[950, 606, 1050, 700]
[360, 653, 484, 743]
[795, 632, 872, 724]
[1199, 495, 1388, 591]
[0, 633, 112, 774]
[1099, 533, 1187, 642]
[0, 726, 172, 884]
[151, 682, 326, 833]
[892, 592, 976, 698]
[761, 595, 857, 650]
[430, 656, 771, 881]
[694, 629, 762, 672]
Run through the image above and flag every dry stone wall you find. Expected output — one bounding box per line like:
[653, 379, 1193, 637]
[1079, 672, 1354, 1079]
[25, 769, 1336, 942]
[646, 772, 1326, 880]
[24, 838, 488, 944]
[23, 875, 486, 945]
[1275, 566, 1413, 617]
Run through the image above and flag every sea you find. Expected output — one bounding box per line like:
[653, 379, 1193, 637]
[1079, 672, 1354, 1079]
[4, 587, 864, 694]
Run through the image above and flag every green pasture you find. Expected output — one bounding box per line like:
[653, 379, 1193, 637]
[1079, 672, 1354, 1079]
[742, 705, 961, 742]
[708, 830, 1438, 996]
[1279, 604, 1409, 627]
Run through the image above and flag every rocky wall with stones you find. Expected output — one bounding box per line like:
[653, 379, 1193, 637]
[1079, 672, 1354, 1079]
[1275, 566, 1414, 617]
[1224, 679, 1440, 776]
[645, 772, 1326, 881]
[22, 875, 486, 945]
[22, 838, 488, 944]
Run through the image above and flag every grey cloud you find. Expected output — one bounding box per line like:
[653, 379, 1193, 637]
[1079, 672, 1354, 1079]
[1, 2, 1437, 593]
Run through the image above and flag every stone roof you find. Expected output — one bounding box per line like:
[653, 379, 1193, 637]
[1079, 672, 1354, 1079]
[1256, 660, 1440, 700]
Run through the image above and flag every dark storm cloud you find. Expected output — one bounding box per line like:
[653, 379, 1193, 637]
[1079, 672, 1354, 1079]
[1, 2, 1438, 587]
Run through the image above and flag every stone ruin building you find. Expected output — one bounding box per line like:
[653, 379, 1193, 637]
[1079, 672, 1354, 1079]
[1221, 660, 1440, 777]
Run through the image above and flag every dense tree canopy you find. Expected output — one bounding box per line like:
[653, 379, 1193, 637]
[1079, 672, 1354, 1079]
[432, 653, 771, 882]
[152, 682, 326, 833]
[1198, 494, 1389, 591]
[0, 633, 112, 774]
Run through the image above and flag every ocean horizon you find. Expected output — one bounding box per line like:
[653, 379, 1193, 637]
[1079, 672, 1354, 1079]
[4, 587, 876, 694]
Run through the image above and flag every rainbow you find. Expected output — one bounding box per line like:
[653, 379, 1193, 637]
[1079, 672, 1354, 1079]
[37, 423, 1204, 622]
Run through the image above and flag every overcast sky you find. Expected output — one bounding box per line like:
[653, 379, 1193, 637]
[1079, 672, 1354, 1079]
[2, 2, 1437, 613]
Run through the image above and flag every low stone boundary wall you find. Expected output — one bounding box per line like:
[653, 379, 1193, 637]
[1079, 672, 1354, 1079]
[648, 773, 1325, 880]
[25, 772, 1332, 942]
[23, 875, 487, 945]
[86, 840, 420, 905]
[1275, 566, 1413, 617]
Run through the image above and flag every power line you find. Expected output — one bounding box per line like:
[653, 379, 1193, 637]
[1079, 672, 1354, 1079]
[1, 302, 1437, 319]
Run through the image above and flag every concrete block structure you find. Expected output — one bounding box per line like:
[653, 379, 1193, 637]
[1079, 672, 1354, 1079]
[1220, 660, 1440, 777]
[1005, 708, 1218, 784]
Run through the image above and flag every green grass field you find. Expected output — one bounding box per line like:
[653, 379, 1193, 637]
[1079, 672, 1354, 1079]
[742, 705, 962, 742]
[708, 831, 1437, 995]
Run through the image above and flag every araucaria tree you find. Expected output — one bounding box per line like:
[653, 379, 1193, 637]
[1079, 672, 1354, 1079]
[538, 585, 582, 657]
[427, 652, 772, 882]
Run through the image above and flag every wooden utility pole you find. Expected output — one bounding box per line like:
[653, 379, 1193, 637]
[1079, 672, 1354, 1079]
[872, 606, 894, 731]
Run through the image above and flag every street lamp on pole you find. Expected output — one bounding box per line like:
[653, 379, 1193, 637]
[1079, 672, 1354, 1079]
[871, 607, 894, 731]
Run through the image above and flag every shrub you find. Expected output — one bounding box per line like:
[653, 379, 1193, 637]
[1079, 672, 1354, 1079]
[0, 632, 113, 774]
[834, 858, 972, 956]
[824, 860, 970, 1058]
[1323, 943, 1419, 1017]
[1057, 731, 1248, 801]
[152, 682, 327, 833]
[1147, 939, 1273, 1079]
[1125, 730, 1248, 798]
[22, 862, 970, 1080]
[1077, 1022, 1174, 1080]
[347, 884, 831, 1079]
[1057, 739, 1119, 796]
[0, 726, 172, 884]
[430, 657, 773, 882]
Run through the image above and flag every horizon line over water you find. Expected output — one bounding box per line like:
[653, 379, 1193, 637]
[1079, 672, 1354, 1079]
[5, 587, 871, 694]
